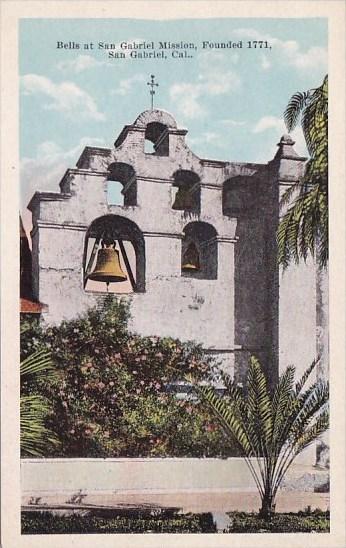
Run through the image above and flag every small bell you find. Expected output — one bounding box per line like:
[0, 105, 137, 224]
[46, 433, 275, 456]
[182, 242, 200, 272]
[87, 238, 127, 287]
[172, 186, 194, 210]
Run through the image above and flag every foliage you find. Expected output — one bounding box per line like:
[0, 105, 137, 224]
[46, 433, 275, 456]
[193, 356, 329, 519]
[21, 298, 238, 458]
[20, 347, 60, 457]
[278, 75, 328, 268]
[226, 510, 329, 533]
[21, 511, 216, 534]
[21, 509, 330, 534]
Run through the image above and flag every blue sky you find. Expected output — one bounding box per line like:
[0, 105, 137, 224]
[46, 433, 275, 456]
[20, 17, 327, 224]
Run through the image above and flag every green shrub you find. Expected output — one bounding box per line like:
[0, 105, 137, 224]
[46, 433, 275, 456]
[226, 510, 329, 533]
[21, 510, 330, 534]
[21, 511, 217, 534]
[21, 298, 238, 458]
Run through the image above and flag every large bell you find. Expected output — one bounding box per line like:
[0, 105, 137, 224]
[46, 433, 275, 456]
[87, 240, 127, 285]
[172, 186, 194, 210]
[182, 242, 200, 272]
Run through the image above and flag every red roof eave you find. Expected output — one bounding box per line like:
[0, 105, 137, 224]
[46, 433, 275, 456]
[20, 298, 47, 314]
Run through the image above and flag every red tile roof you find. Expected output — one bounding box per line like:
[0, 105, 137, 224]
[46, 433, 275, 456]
[20, 298, 45, 314]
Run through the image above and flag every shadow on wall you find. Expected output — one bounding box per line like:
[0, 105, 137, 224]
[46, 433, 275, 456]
[223, 176, 278, 386]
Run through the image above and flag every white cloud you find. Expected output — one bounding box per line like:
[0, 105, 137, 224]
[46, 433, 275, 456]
[170, 53, 241, 120]
[21, 74, 105, 121]
[252, 115, 308, 158]
[170, 82, 206, 118]
[20, 136, 106, 234]
[253, 115, 283, 134]
[111, 74, 146, 96]
[233, 28, 327, 71]
[260, 54, 271, 70]
[57, 54, 106, 73]
[291, 46, 327, 70]
[188, 131, 221, 146]
[219, 118, 246, 127]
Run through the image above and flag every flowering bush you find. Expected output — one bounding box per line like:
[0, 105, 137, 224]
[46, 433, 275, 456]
[21, 298, 238, 458]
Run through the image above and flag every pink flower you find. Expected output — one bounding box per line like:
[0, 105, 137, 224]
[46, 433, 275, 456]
[83, 384, 89, 389]
[155, 382, 161, 390]
[109, 381, 114, 387]
[98, 382, 105, 389]
[155, 352, 163, 359]
[140, 380, 145, 386]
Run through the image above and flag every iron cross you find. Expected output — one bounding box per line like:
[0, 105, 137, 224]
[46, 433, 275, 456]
[147, 74, 159, 110]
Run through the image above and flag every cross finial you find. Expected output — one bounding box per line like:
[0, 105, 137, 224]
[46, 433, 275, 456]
[147, 74, 159, 110]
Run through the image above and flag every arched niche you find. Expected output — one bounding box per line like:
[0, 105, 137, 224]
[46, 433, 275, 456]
[145, 121, 169, 156]
[83, 215, 145, 294]
[107, 162, 137, 206]
[182, 221, 217, 280]
[172, 169, 201, 212]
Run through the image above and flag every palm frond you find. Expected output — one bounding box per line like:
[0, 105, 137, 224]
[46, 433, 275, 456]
[20, 349, 57, 382]
[295, 359, 318, 395]
[284, 91, 309, 132]
[279, 75, 328, 269]
[246, 357, 273, 453]
[197, 383, 265, 497]
[191, 356, 329, 520]
[279, 181, 302, 210]
[20, 395, 60, 457]
[292, 410, 329, 456]
[271, 365, 295, 447]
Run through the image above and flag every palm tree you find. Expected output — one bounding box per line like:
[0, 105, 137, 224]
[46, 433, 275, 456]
[277, 75, 328, 268]
[21, 348, 60, 457]
[192, 357, 329, 520]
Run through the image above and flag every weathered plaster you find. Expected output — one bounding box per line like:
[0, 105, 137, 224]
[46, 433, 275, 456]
[29, 111, 312, 385]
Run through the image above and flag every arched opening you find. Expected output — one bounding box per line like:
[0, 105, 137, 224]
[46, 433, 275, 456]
[145, 122, 169, 156]
[107, 180, 124, 205]
[107, 162, 137, 207]
[83, 215, 145, 294]
[172, 170, 200, 213]
[182, 222, 217, 280]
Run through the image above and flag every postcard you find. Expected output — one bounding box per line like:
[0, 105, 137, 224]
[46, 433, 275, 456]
[1, 1, 345, 547]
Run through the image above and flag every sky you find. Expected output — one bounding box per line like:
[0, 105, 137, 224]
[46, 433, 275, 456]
[20, 17, 328, 228]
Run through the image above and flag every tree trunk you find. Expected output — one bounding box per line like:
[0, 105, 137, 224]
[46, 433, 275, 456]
[259, 493, 276, 521]
[316, 265, 329, 468]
